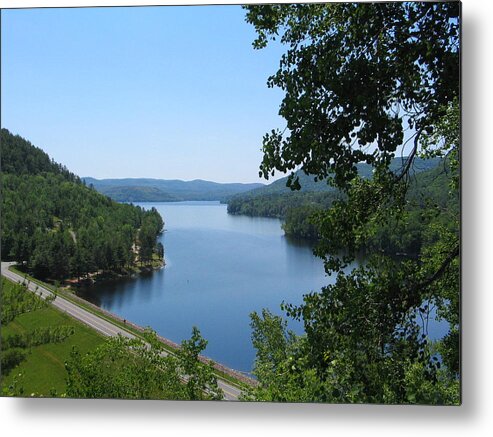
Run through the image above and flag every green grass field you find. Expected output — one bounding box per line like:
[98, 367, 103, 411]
[1, 279, 105, 396]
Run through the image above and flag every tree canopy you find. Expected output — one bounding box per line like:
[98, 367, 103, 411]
[245, 1, 459, 189]
[243, 1, 460, 405]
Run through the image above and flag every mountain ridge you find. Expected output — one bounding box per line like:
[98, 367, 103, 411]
[235, 157, 442, 199]
[83, 177, 265, 202]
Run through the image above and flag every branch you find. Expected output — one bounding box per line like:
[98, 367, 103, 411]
[418, 244, 460, 291]
[395, 126, 425, 184]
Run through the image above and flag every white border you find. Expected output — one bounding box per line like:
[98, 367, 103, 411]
[2, 1, 492, 436]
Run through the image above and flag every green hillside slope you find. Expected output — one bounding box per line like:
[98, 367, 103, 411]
[1, 129, 164, 282]
[226, 157, 453, 255]
[233, 157, 441, 198]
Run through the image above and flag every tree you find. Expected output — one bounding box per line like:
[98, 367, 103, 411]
[138, 224, 155, 265]
[1, 128, 165, 282]
[156, 242, 165, 261]
[65, 328, 222, 400]
[177, 326, 223, 400]
[244, 1, 460, 404]
[245, 2, 459, 188]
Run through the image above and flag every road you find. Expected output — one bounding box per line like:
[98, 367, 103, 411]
[1, 262, 243, 401]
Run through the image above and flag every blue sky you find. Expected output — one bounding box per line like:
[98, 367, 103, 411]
[1, 5, 287, 183]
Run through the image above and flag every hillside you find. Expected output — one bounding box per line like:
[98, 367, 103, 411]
[1, 128, 164, 282]
[226, 157, 449, 249]
[233, 157, 441, 198]
[0, 130, 77, 180]
[96, 186, 180, 202]
[227, 157, 441, 218]
[83, 177, 264, 202]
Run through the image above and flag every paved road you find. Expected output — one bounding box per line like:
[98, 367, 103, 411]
[1, 262, 242, 400]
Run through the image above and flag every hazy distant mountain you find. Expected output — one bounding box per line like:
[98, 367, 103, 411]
[82, 177, 265, 202]
[84, 157, 440, 203]
[235, 157, 442, 198]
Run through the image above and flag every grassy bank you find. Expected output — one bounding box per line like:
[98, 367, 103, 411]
[1, 279, 105, 396]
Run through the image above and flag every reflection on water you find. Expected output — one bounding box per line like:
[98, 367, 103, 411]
[80, 270, 158, 308]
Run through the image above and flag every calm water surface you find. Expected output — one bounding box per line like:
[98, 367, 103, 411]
[77, 201, 336, 372]
[77, 201, 447, 372]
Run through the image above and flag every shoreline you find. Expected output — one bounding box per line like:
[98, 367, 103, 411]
[76, 293, 258, 387]
[39, 257, 166, 289]
[58, 286, 257, 387]
[6, 263, 256, 390]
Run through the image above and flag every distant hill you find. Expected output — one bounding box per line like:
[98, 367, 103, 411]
[236, 157, 442, 199]
[226, 157, 443, 219]
[93, 186, 180, 203]
[83, 177, 265, 202]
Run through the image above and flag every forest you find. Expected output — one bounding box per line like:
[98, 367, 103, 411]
[228, 158, 458, 256]
[0, 128, 164, 282]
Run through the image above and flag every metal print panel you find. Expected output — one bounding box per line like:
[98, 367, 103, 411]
[0, 1, 461, 404]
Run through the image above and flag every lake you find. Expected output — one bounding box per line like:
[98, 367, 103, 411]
[76, 201, 336, 373]
[76, 201, 447, 373]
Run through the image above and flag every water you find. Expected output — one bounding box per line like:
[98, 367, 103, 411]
[76, 201, 448, 372]
[77, 201, 334, 373]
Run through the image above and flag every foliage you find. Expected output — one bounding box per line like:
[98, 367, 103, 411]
[2, 326, 75, 350]
[245, 2, 459, 188]
[65, 328, 223, 400]
[176, 326, 223, 400]
[282, 204, 322, 241]
[243, 309, 459, 405]
[0, 128, 77, 180]
[1, 349, 28, 376]
[244, 1, 460, 404]
[1, 129, 164, 280]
